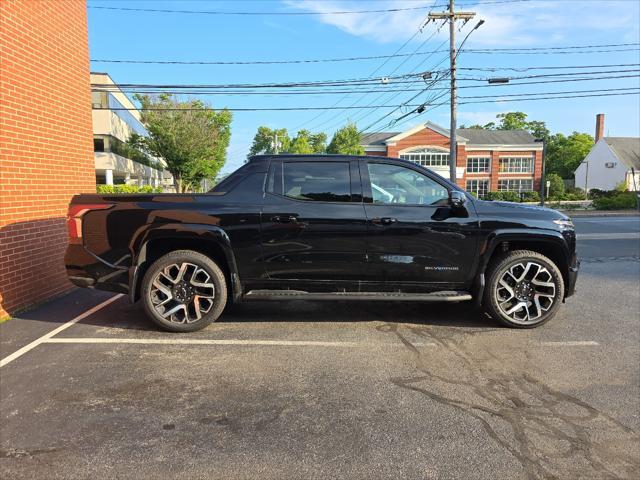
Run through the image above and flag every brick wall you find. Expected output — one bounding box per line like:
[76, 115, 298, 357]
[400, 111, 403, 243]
[0, 0, 95, 318]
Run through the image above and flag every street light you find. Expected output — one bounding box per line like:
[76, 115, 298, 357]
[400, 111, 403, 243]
[581, 160, 590, 200]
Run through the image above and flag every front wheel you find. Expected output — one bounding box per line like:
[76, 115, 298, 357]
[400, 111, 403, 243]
[141, 250, 227, 332]
[483, 250, 564, 328]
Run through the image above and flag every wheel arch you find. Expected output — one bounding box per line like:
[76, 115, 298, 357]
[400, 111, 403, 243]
[129, 224, 242, 303]
[475, 229, 571, 302]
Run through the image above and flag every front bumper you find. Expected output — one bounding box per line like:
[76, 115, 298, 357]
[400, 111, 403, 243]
[565, 254, 580, 298]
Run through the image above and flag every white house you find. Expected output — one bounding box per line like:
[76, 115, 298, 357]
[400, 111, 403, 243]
[574, 114, 640, 192]
[575, 137, 640, 192]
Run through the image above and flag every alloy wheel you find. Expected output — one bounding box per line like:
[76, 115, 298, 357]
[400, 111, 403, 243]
[149, 262, 216, 324]
[495, 261, 556, 324]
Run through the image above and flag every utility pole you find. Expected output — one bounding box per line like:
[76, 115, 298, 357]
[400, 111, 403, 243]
[428, 1, 476, 183]
[273, 132, 279, 154]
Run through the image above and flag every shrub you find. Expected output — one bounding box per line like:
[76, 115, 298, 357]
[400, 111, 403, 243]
[521, 191, 541, 202]
[615, 181, 628, 193]
[485, 191, 504, 201]
[588, 188, 614, 199]
[485, 191, 521, 202]
[502, 191, 522, 202]
[546, 173, 565, 199]
[592, 191, 638, 210]
[563, 192, 587, 201]
[97, 184, 163, 194]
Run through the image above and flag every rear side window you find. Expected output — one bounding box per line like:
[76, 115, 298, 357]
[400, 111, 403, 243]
[281, 162, 351, 202]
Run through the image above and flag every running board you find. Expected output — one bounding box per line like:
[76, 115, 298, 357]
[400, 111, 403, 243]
[243, 290, 472, 302]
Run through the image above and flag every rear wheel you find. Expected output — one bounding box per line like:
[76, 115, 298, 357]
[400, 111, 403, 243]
[141, 250, 227, 332]
[483, 250, 564, 328]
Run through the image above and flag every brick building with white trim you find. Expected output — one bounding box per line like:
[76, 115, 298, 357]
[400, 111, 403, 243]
[361, 122, 543, 198]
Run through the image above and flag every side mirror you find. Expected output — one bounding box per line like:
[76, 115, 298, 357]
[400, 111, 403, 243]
[449, 190, 467, 208]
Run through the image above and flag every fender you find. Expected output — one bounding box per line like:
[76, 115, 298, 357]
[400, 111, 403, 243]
[128, 223, 242, 303]
[472, 228, 571, 305]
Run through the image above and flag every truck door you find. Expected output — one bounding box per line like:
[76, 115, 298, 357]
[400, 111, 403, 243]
[260, 158, 368, 281]
[361, 160, 479, 285]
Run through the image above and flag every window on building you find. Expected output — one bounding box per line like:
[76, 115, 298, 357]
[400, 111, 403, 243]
[466, 179, 489, 198]
[93, 138, 105, 152]
[91, 91, 107, 109]
[466, 156, 491, 173]
[282, 161, 352, 202]
[498, 179, 533, 192]
[399, 148, 450, 167]
[499, 156, 534, 173]
[367, 163, 449, 206]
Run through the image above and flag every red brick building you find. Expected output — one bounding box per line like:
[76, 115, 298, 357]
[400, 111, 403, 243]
[0, 1, 95, 318]
[361, 122, 543, 197]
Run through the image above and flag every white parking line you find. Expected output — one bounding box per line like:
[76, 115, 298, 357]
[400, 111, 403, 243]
[577, 233, 640, 240]
[41, 337, 600, 348]
[44, 337, 363, 347]
[538, 341, 600, 346]
[0, 294, 124, 368]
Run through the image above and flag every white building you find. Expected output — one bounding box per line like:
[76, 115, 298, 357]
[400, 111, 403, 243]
[91, 72, 173, 188]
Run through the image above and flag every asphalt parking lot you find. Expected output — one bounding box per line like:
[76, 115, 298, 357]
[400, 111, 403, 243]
[1, 215, 639, 479]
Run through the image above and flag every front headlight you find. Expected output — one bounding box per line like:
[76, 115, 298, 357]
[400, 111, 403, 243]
[553, 218, 574, 229]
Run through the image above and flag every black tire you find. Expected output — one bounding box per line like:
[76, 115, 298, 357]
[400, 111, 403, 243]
[141, 250, 227, 332]
[483, 250, 564, 328]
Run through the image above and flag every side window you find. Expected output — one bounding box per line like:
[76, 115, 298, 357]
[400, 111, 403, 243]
[367, 163, 449, 206]
[282, 162, 351, 202]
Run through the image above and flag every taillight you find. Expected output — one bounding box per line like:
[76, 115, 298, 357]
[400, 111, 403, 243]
[66, 204, 113, 244]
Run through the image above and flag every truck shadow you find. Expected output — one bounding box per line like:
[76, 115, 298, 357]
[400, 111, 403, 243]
[220, 300, 503, 329]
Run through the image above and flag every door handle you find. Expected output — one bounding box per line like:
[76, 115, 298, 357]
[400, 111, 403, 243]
[372, 217, 397, 226]
[271, 215, 298, 223]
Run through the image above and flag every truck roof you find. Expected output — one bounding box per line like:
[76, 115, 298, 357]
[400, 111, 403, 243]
[248, 154, 393, 162]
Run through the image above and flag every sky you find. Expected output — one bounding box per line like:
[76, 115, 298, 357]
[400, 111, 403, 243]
[86, 0, 640, 174]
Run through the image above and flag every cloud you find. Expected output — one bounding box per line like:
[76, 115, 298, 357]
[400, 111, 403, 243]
[283, 0, 437, 43]
[458, 110, 505, 126]
[284, 0, 640, 48]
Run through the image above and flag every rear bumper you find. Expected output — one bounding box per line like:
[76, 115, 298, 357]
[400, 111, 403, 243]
[64, 244, 129, 294]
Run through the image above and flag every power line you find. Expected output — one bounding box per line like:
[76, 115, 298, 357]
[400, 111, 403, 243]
[90, 44, 640, 65]
[93, 74, 640, 98]
[308, 21, 447, 133]
[86, 1, 639, 16]
[460, 63, 640, 72]
[286, 4, 436, 133]
[91, 69, 640, 92]
[87, 4, 435, 16]
[377, 88, 640, 131]
[98, 87, 639, 112]
[460, 91, 640, 105]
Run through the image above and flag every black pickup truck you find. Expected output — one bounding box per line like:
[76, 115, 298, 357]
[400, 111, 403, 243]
[65, 154, 579, 332]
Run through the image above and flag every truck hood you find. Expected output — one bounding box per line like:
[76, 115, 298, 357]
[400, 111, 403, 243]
[474, 200, 569, 222]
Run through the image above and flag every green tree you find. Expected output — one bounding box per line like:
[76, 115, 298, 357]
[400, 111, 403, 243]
[546, 132, 594, 178]
[466, 112, 549, 138]
[496, 112, 529, 130]
[288, 130, 313, 154]
[129, 94, 231, 193]
[310, 132, 327, 153]
[289, 129, 327, 154]
[249, 126, 290, 156]
[546, 173, 565, 199]
[526, 120, 550, 140]
[327, 123, 364, 155]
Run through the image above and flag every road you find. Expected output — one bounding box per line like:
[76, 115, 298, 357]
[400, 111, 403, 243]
[1, 216, 639, 479]
[573, 215, 640, 258]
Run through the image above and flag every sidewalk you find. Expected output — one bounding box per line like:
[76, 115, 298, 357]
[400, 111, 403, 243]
[561, 209, 640, 218]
